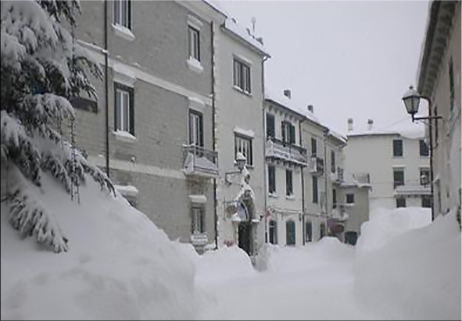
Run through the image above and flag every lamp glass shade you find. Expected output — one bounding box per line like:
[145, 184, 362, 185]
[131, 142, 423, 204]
[235, 152, 247, 171]
[402, 86, 421, 116]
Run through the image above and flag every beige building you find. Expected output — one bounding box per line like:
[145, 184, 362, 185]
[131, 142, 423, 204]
[416, 0, 461, 220]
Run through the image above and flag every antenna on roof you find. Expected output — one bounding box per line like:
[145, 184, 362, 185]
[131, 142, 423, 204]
[251, 17, 256, 35]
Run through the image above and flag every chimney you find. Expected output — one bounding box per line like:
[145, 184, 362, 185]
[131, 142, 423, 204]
[367, 119, 373, 130]
[283, 89, 291, 99]
[307, 105, 314, 113]
[347, 118, 353, 132]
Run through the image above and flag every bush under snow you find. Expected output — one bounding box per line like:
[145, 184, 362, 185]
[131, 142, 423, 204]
[1, 173, 198, 320]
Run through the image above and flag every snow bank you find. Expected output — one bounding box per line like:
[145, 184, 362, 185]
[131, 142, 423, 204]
[357, 207, 432, 252]
[256, 237, 355, 273]
[1, 173, 198, 320]
[355, 208, 461, 320]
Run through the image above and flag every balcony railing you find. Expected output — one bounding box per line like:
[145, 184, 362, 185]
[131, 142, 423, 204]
[309, 156, 324, 176]
[183, 144, 219, 178]
[331, 167, 344, 182]
[353, 172, 370, 185]
[265, 138, 307, 166]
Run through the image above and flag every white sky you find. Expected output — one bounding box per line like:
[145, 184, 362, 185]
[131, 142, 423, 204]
[219, 0, 430, 135]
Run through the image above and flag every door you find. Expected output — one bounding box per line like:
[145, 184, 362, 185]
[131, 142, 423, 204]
[238, 222, 252, 255]
[286, 220, 296, 245]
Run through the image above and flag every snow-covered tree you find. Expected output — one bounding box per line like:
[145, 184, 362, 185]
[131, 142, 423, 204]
[1, 0, 114, 253]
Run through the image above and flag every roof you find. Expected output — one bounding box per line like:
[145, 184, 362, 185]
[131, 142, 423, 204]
[417, 1, 459, 97]
[347, 122, 426, 140]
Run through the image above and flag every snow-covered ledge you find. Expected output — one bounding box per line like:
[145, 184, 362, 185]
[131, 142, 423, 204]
[113, 130, 136, 143]
[186, 57, 203, 74]
[189, 194, 207, 204]
[112, 24, 135, 41]
[114, 184, 139, 197]
[234, 127, 255, 138]
[113, 63, 137, 87]
[189, 96, 205, 113]
[269, 192, 278, 198]
[286, 194, 295, 200]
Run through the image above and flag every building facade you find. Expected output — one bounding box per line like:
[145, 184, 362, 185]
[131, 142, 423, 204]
[73, 1, 223, 252]
[416, 1, 461, 220]
[344, 119, 431, 211]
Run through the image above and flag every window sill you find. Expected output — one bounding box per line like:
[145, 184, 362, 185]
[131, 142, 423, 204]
[112, 24, 135, 41]
[113, 130, 136, 143]
[286, 195, 295, 200]
[233, 85, 252, 97]
[186, 57, 203, 74]
[269, 192, 278, 198]
[392, 156, 404, 158]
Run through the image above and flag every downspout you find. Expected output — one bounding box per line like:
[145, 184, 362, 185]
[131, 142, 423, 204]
[299, 119, 305, 245]
[427, 99, 435, 221]
[211, 21, 218, 249]
[323, 130, 329, 221]
[262, 55, 269, 243]
[104, 0, 110, 176]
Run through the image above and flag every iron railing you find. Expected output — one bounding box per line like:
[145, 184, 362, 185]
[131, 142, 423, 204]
[265, 137, 308, 166]
[183, 144, 219, 177]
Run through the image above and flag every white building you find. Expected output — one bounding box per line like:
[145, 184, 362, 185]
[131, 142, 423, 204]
[344, 119, 431, 210]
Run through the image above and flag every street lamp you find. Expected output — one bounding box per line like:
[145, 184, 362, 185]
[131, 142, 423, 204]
[225, 152, 247, 184]
[402, 85, 443, 221]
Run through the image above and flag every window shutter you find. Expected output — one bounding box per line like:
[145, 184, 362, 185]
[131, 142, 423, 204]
[290, 125, 295, 144]
[114, 88, 119, 131]
[129, 88, 135, 135]
[199, 114, 203, 147]
[281, 123, 286, 143]
[127, 0, 132, 29]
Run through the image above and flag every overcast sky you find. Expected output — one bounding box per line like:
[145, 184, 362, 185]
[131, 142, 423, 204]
[219, 0, 430, 135]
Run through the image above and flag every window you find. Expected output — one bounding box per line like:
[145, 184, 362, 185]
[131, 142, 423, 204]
[305, 221, 312, 242]
[449, 58, 455, 112]
[331, 150, 336, 173]
[333, 189, 337, 208]
[269, 220, 278, 244]
[114, 0, 131, 29]
[393, 139, 403, 157]
[233, 59, 251, 93]
[235, 134, 253, 166]
[312, 176, 318, 203]
[281, 121, 296, 144]
[320, 223, 326, 239]
[311, 137, 317, 156]
[420, 168, 430, 185]
[266, 113, 275, 138]
[268, 165, 276, 194]
[191, 206, 205, 234]
[286, 170, 293, 196]
[346, 193, 355, 204]
[393, 169, 405, 189]
[396, 198, 406, 208]
[422, 196, 431, 208]
[189, 110, 203, 146]
[114, 83, 134, 135]
[188, 26, 200, 61]
[286, 220, 296, 245]
[419, 139, 429, 157]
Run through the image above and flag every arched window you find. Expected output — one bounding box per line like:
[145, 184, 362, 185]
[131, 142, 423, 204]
[305, 220, 312, 242]
[237, 203, 248, 221]
[286, 220, 296, 245]
[269, 220, 278, 245]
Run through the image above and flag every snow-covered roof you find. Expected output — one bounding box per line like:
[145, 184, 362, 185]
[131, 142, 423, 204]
[328, 130, 347, 145]
[223, 18, 270, 57]
[347, 122, 425, 140]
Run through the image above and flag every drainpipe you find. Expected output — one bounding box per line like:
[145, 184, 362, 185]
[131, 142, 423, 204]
[104, 0, 110, 176]
[427, 99, 435, 221]
[299, 119, 305, 245]
[323, 129, 329, 221]
[262, 55, 269, 243]
[211, 21, 218, 249]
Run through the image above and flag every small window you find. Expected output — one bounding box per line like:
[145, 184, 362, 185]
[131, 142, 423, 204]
[311, 137, 317, 156]
[305, 221, 312, 242]
[235, 134, 253, 166]
[396, 198, 406, 208]
[393, 169, 405, 189]
[346, 193, 355, 204]
[266, 113, 275, 139]
[420, 168, 430, 185]
[188, 26, 200, 61]
[422, 196, 431, 208]
[189, 110, 203, 147]
[269, 220, 278, 244]
[114, 0, 131, 29]
[233, 59, 251, 93]
[286, 220, 296, 245]
[191, 206, 205, 234]
[419, 140, 429, 157]
[331, 150, 336, 173]
[268, 165, 276, 194]
[286, 169, 293, 196]
[312, 176, 318, 203]
[449, 58, 455, 112]
[281, 121, 296, 144]
[114, 83, 134, 135]
[393, 139, 403, 157]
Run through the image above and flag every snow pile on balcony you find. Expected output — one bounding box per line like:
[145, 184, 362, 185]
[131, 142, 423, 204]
[1, 174, 198, 320]
[355, 207, 461, 320]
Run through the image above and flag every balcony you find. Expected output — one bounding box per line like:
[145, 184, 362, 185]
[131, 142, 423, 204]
[309, 156, 324, 176]
[353, 172, 370, 185]
[331, 167, 344, 183]
[183, 144, 219, 178]
[394, 184, 431, 196]
[265, 138, 307, 166]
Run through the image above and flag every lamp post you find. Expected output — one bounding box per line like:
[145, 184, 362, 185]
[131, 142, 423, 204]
[402, 85, 442, 220]
[225, 152, 247, 184]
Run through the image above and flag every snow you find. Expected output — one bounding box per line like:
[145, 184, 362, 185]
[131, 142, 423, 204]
[348, 122, 425, 140]
[113, 130, 137, 142]
[355, 208, 461, 320]
[1, 173, 198, 320]
[394, 184, 431, 196]
[223, 18, 269, 56]
[186, 56, 204, 73]
[114, 184, 139, 197]
[233, 126, 255, 138]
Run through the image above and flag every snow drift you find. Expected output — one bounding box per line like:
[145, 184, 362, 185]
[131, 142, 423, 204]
[1, 173, 198, 320]
[355, 207, 461, 320]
